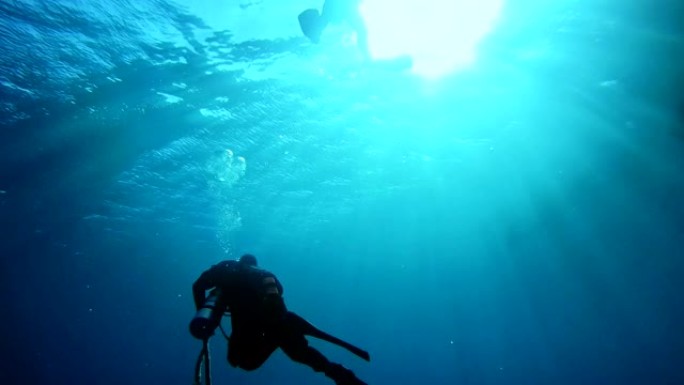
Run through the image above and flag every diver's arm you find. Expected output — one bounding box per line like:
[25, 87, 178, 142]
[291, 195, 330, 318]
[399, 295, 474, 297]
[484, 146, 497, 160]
[276, 277, 284, 295]
[262, 273, 287, 316]
[192, 268, 218, 310]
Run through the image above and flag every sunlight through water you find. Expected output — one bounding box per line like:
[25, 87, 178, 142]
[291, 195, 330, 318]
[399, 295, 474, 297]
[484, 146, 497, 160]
[360, 0, 504, 78]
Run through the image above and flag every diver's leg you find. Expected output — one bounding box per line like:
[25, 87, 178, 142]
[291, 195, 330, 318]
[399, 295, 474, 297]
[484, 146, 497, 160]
[323, 363, 368, 385]
[279, 332, 329, 372]
[227, 330, 277, 371]
[279, 316, 367, 385]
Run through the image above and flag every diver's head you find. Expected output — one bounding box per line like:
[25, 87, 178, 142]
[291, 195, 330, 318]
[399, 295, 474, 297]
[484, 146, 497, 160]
[238, 254, 257, 267]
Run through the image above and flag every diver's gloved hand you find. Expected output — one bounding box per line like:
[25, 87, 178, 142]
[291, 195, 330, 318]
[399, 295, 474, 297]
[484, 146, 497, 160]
[324, 363, 368, 385]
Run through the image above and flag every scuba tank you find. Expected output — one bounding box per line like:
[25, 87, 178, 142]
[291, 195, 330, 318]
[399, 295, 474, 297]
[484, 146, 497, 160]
[189, 289, 226, 340]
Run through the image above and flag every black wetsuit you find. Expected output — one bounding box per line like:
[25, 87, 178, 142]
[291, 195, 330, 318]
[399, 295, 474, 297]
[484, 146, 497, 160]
[192, 260, 367, 385]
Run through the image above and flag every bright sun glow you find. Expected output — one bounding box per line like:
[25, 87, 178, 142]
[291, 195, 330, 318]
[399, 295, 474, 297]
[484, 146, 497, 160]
[360, 0, 504, 78]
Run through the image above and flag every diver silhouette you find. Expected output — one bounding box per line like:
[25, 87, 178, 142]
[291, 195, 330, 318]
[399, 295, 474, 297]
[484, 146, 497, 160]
[298, 0, 369, 58]
[190, 254, 370, 385]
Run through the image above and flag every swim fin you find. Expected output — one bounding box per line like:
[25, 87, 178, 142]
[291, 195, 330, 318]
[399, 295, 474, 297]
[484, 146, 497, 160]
[288, 312, 371, 362]
[298, 8, 324, 43]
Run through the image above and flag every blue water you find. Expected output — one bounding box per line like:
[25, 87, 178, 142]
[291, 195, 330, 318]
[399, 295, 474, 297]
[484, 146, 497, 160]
[1, 1, 683, 384]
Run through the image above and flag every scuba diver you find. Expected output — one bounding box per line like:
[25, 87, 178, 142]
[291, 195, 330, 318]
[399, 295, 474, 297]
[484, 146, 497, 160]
[298, 0, 369, 59]
[190, 254, 370, 385]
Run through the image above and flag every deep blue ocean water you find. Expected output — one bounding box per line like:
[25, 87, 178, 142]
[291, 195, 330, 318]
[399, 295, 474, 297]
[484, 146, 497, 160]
[1, 1, 683, 384]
